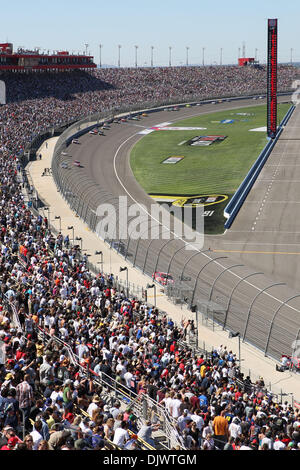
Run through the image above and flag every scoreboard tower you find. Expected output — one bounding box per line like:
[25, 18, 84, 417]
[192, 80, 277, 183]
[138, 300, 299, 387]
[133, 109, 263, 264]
[267, 18, 278, 139]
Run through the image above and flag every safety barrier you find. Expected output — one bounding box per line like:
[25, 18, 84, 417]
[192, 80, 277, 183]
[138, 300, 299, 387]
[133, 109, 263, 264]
[24, 91, 300, 369]
[224, 104, 296, 228]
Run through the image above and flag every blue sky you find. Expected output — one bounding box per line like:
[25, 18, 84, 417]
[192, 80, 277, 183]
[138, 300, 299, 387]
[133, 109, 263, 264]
[1, 0, 298, 66]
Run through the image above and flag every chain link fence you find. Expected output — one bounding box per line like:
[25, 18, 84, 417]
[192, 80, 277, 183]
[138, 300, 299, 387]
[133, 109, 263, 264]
[16, 89, 300, 371]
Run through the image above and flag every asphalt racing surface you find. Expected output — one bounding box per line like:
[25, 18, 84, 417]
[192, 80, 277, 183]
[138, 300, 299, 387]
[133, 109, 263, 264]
[65, 95, 300, 360]
[213, 103, 300, 291]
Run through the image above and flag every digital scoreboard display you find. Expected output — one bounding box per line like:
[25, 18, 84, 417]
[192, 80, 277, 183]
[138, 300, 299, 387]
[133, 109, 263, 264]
[267, 18, 278, 139]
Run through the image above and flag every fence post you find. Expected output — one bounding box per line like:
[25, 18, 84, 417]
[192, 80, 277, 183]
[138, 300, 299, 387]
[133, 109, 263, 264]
[209, 264, 243, 302]
[264, 294, 300, 357]
[223, 272, 263, 331]
[190, 256, 227, 307]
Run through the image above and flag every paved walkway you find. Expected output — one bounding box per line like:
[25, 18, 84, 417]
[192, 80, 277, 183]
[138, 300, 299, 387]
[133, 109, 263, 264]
[26, 136, 300, 404]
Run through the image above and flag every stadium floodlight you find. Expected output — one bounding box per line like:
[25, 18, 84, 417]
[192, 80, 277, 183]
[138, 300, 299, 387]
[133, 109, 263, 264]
[118, 44, 122, 67]
[95, 251, 103, 272]
[120, 267, 129, 296]
[99, 44, 103, 68]
[67, 226, 74, 244]
[84, 43, 89, 56]
[135, 45, 138, 68]
[54, 215, 61, 232]
[169, 46, 172, 67]
[229, 331, 241, 363]
[202, 47, 205, 66]
[146, 283, 156, 307]
[75, 236, 83, 251]
[151, 46, 154, 67]
[186, 46, 189, 66]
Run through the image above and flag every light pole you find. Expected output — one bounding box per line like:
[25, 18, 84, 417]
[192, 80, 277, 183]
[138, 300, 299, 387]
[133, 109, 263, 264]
[44, 207, 50, 228]
[120, 267, 128, 296]
[291, 48, 293, 65]
[146, 283, 156, 307]
[229, 331, 241, 364]
[191, 305, 198, 347]
[75, 236, 83, 251]
[151, 46, 154, 67]
[67, 226, 74, 245]
[169, 46, 172, 67]
[85, 43, 89, 56]
[255, 48, 258, 61]
[220, 47, 223, 66]
[118, 44, 121, 67]
[99, 44, 103, 68]
[186, 46, 189, 66]
[95, 250, 103, 272]
[135, 45, 138, 67]
[54, 215, 61, 232]
[202, 47, 205, 66]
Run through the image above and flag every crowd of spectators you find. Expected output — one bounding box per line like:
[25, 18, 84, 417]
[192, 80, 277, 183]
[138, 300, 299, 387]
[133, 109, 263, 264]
[0, 64, 298, 164]
[0, 65, 299, 451]
[0, 162, 299, 451]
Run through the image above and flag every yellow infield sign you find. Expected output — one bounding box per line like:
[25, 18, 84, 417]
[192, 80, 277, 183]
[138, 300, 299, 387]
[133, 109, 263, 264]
[149, 194, 228, 207]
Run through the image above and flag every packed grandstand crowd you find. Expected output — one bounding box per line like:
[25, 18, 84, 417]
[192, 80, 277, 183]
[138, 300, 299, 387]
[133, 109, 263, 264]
[0, 65, 299, 451]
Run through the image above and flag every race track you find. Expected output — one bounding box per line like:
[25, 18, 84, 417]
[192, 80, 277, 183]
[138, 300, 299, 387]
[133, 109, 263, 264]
[61, 95, 300, 361]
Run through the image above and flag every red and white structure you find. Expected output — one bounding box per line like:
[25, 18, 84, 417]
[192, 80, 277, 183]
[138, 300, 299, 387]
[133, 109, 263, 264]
[0, 43, 96, 72]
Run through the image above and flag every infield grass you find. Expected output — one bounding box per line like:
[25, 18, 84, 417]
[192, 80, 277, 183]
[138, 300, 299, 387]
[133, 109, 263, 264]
[130, 103, 291, 234]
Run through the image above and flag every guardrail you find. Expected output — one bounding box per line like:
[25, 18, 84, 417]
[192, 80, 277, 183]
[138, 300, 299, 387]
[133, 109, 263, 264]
[224, 104, 296, 228]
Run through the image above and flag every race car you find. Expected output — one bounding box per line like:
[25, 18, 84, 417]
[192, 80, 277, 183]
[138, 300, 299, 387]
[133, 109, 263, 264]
[61, 151, 68, 156]
[72, 139, 80, 144]
[142, 113, 148, 117]
[153, 271, 174, 286]
[61, 162, 68, 169]
[89, 128, 98, 135]
[98, 130, 104, 135]
[73, 160, 81, 167]
[120, 117, 127, 122]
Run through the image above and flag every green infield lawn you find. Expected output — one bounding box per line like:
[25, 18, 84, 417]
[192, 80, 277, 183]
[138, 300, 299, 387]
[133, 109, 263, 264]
[130, 103, 291, 234]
